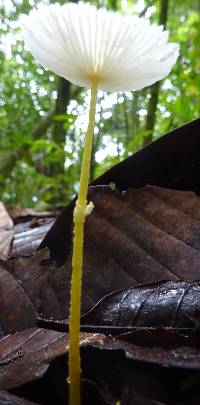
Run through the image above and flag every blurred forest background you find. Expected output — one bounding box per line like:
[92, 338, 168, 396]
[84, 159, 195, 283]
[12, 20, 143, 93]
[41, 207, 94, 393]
[0, 0, 199, 209]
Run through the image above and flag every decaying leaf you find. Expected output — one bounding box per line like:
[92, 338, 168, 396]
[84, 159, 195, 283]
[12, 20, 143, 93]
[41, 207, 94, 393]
[120, 390, 166, 405]
[0, 203, 13, 231]
[0, 249, 67, 335]
[0, 390, 36, 404]
[0, 205, 57, 260]
[0, 202, 14, 260]
[81, 336, 200, 404]
[82, 280, 200, 329]
[7, 207, 57, 224]
[0, 203, 57, 259]
[85, 332, 200, 370]
[11, 217, 55, 258]
[63, 185, 200, 317]
[1, 328, 200, 404]
[41, 118, 200, 262]
[0, 264, 37, 335]
[2, 185, 200, 334]
[0, 328, 103, 393]
[0, 327, 66, 390]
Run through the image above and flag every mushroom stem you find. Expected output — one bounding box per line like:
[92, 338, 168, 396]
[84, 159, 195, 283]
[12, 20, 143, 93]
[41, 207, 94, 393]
[68, 81, 98, 405]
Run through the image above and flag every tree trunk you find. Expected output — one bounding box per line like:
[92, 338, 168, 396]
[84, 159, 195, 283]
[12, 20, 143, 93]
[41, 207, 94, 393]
[30, 106, 55, 138]
[90, 132, 101, 182]
[50, 77, 71, 175]
[123, 94, 130, 145]
[144, 0, 169, 146]
[131, 91, 140, 137]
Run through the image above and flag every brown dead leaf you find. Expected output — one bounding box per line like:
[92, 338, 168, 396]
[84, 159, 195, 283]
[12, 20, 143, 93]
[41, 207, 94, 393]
[0, 390, 37, 404]
[0, 202, 14, 259]
[0, 249, 67, 335]
[85, 333, 200, 370]
[2, 185, 200, 333]
[63, 185, 200, 317]
[7, 207, 57, 224]
[41, 118, 200, 263]
[0, 327, 65, 390]
[81, 280, 200, 329]
[0, 264, 37, 334]
[0, 203, 13, 230]
[0, 204, 56, 259]
[1, 327, 200, 404]
[11, 218, 55, 258]
[0, 328, 102, 390]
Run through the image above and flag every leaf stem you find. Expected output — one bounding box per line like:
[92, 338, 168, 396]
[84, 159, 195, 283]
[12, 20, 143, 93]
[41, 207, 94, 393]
[68, 81, 98, 405]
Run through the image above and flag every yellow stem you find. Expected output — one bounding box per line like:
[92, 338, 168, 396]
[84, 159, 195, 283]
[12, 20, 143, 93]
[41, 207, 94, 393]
[68, 81, 98, 405]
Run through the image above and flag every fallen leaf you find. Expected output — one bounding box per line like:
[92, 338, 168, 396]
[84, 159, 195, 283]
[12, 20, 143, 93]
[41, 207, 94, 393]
[0, 202, 14, 260]
[41, 118, 200, 263]
[63, 186, 200, 317]
[87, 333, 200, 370]
[0, 328, 102, 391]
[0, 327, 66, 390]
[0, 264, 37, 335]
[0, 249, 66, 334]
[0, 390, 37, 404]
[1, 328, 200, 404]
[2, 185, 200, 333]
[7, 207, 57, 224]
[11, 218, 55, 258]
[120, 390, 166, 405]
[81, 280, 200, 329]
[80, 334, 200, 404]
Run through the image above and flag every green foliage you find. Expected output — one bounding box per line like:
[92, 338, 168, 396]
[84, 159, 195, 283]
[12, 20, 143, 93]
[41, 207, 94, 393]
[0, 0, 199, 208]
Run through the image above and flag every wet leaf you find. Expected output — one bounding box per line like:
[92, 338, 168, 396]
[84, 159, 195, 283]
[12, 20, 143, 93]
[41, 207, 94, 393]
[82, 281, 200, 329]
